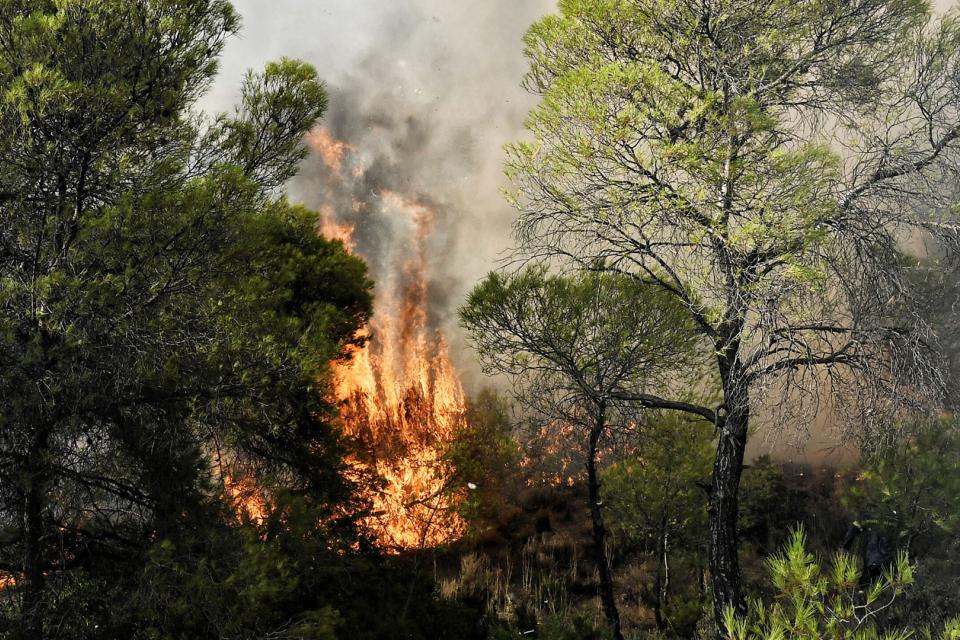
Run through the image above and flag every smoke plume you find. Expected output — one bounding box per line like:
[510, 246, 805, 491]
[210, 0, 554, 389]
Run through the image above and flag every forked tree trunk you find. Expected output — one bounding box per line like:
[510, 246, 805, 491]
[709, 363, 749, 636]
[586, 404, 623, 640]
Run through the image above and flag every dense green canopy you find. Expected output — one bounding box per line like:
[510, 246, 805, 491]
[0, 2, 374, 637]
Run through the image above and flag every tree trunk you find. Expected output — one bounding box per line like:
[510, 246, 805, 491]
[709, 366, 749, 636]
[22, 430, 50, 640]
[587, 405, 623, 640]
[653, 520, 670, 632]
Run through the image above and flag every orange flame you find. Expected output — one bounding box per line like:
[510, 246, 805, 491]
[212, 447, 269, 524]
[309, 130, 467, 550]
[224, 474, 268, 523]
[319, 204, 356, 252]
[307, 128, 352, 175]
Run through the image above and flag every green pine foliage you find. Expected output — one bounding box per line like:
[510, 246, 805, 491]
[505, 0, 960, 626]
[443, 389, 524, 541]
[844, 418, 960, 558]
[0, 1, 959, 638]
[602, 413, 713, 553]
[602, 412, 714, 634]
[0, 1, 378, 637]
[725, 529, 959, 640]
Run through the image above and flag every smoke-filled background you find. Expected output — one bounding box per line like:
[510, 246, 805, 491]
[206, 1, 958, 464]
[206, 0, 555, 391]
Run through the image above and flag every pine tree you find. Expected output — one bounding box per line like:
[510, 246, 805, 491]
[0, 3, 372, 637]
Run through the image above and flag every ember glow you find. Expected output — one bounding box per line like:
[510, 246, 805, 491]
[0, 572, 15, 590]
[225, 474, 268, 523]
[309, 128, 468, 550]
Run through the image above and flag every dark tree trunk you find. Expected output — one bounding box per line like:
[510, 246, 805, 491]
[22, 430, 50, 640]
[653, 519, 670, 632]
[709, 362, 749, 635]
[586, 404, 623, 640]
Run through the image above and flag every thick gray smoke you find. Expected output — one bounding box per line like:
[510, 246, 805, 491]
[208, 0, 555, 389]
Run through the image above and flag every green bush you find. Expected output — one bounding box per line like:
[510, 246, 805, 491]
[725, 529, 960, 640]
